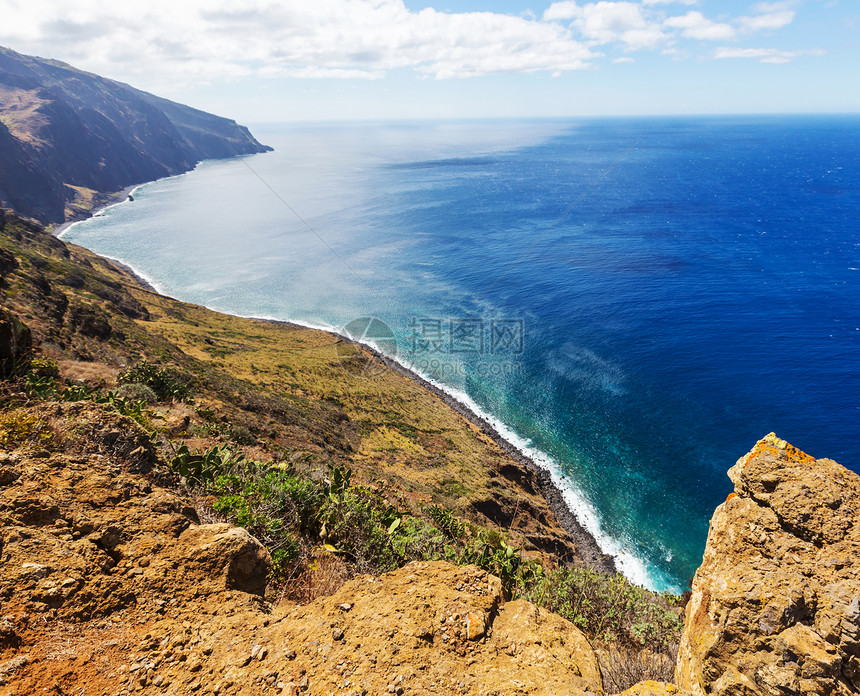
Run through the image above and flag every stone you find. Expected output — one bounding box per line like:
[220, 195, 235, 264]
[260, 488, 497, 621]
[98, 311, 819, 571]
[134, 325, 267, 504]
[676, 434, 860, 695]
[618, 683, 693, 695]
[464, 612, 484, 641]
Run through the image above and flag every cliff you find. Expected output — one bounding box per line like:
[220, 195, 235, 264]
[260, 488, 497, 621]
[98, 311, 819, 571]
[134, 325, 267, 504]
[0, 46, 271, 224]
[1, 207, 636, 692]
[676, 433, 860, 695]
[2, 207, 858, 694]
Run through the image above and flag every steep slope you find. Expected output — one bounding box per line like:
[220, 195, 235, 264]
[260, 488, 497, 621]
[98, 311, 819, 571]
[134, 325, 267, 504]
[0, 207, 589, 578]
[0, 46, 271, 224]
[0, 209, 688, 691]
[0, 415, 603, 695]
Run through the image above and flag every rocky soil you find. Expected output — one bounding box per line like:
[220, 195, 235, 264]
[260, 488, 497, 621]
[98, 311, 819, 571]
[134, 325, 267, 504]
[3, 206, 859, 695]
[0, 403, 608, 696]
[4, 403, 860, 696]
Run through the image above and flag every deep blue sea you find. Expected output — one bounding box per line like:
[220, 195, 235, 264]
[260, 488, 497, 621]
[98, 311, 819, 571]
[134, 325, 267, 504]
[62, 116, 860, 592]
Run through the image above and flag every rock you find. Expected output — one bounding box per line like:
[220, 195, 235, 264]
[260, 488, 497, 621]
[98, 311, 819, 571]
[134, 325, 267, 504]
[269, 562, 603, 696]
[0, 655, 29, 682]
[619, 682, 693, 695]
[150, 520, 269, 599]
[485, 600, 602, 692]
[0, 308, 31, 377]
[464, 612, 484, 640]
[0, 616, 17, 647]
[676, 434, 860, 695]
[0, 404, 270, 623]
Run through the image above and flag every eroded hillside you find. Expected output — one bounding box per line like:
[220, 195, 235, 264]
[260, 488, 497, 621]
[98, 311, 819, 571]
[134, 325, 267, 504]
[3, 208, 860, 695]
[0, 46, 271, 224]
[1, 208, 693, 687]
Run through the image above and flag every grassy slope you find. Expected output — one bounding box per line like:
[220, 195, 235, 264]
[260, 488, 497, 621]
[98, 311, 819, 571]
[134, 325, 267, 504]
[0, 209, 684, 686]
[0, 208, 578, 562]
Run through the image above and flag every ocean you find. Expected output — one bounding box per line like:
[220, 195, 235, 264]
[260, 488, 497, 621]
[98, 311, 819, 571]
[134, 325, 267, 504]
[61, 116, 860, 593]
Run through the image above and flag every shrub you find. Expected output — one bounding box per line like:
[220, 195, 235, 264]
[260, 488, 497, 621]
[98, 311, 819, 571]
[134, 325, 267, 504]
[426, 504, 466, 540]
[0, 410, 56, 449]
[228, 424, 256, 445]
[459, 529, 541, 599]
[58, 384, 94, 402]
[598, 645, 678, 693]
[24, 373, 57, 398]
[318, 487, 399, 573]
[118, 361, 192, 401]
[29, 358, 59, 379]
[97, 392, 150, 427]
[517, 565, 684, 651]
[170, 444, 243, 488]
[113, 382, 158, 404]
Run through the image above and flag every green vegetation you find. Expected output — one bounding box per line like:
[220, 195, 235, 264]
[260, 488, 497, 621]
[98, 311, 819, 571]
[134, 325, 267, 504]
[20, 365, 151, 427]
[164, 438, 682, 691]
[519, 565, 684, 650]
[29, 358, 59, 379]
[0, 409, 56, 449]
[113, 382, 158, 404]
[117, 361, 192, 401]
[168, 443, 533, 592]
[0, 208, 684, 687]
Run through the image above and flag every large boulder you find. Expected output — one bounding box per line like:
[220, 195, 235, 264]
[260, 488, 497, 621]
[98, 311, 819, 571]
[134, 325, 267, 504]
[676, 434, 860, 695]
[0, 403, 271, 623]
[270, 561, 605, 696]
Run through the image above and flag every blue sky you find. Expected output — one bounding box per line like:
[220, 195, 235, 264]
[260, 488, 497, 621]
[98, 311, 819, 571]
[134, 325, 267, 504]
[0, 0, 856, 121]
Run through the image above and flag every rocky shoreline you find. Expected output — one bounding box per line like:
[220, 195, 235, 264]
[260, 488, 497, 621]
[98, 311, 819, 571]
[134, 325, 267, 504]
[50, 187, 615, 577]
[238, 310, 616, 574]
[353, 338, 617, 575]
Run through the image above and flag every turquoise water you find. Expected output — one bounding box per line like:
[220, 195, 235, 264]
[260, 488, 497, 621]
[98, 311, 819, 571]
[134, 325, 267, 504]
[63, 116, 860, 592]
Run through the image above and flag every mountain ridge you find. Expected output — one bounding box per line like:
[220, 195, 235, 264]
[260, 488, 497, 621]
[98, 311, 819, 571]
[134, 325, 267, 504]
[0, 45, 271, 224]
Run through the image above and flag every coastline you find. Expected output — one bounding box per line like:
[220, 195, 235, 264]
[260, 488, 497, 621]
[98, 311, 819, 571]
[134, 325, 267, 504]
[341, 335, 618, 575]
[56, 174, 619, 581]
[103, 257, 160, 294]
[248, 311, 618, 576]
[53, 185, 139, 237]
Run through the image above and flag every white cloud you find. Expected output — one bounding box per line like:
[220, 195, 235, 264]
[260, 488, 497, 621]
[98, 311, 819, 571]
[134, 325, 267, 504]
[737, 9, 795, 32]
[0, 0, 816, 89]
[0, 0, 595, 85]
[612, 56, 636, 63]
[750, 2, 794, 13]
[641, 0, 698, 5]
[714, 46, 825, 63]
[544, 1, 581, 21]
[544, 1, 668, 49]
[664, 11, 737, 41]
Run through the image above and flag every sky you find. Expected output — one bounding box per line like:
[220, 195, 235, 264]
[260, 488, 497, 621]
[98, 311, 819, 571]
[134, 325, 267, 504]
[0, 0, 856, 122]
